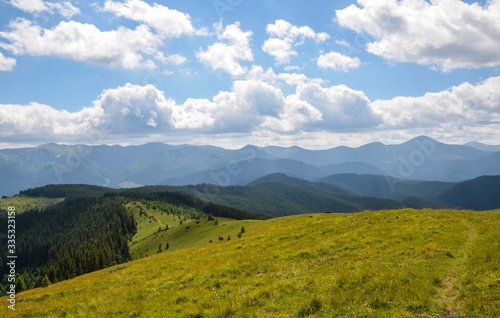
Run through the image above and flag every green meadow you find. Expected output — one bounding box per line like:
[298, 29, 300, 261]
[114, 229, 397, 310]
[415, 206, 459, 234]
[0, 196, 63, 213]
[1, 209, 499, 317]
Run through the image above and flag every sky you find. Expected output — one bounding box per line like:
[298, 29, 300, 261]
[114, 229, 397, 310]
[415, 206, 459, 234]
[0, 0, 499, 149]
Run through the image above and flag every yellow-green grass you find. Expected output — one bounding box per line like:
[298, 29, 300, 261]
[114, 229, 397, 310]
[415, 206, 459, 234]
[0, 196, 63, 213]
[2, 209, 499, 317]
[127, 201, 258, 259]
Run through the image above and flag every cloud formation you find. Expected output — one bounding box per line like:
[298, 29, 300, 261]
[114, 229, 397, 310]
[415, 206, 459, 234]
[0, 19, 161, 69]
[155, 53, 187, 65]
[336, 0, 500, 71]
[372, 76, 500, 128]
[4, 74, 499, 145]
[317, 51, 361, 72]
[197, 22, 253, 76]
[10, 0, 80, 18]
[0, 52, 16, 71]
[262, 19, 330, 65]
[102, 0, 206, 37]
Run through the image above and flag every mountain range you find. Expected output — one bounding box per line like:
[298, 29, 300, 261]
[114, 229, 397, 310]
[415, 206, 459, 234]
[1, 136, 499, 197]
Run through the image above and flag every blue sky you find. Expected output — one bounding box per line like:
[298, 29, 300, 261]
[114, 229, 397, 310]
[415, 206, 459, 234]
[0, 0, 499, 149]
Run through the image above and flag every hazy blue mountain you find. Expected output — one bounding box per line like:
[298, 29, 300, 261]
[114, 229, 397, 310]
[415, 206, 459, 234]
[161, 158, 383, 186]
[464, 141, 500, 152]
[1, 136, 499, 196]
[247, 136, 494, 181]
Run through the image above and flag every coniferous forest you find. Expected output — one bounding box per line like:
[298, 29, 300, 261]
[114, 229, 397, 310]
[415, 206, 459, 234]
[0, 187, 270, 295]
[0, 197, 136, 294]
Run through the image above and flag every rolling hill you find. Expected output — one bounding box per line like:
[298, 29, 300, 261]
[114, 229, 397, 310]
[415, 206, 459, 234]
[2, 209, 499, 317]
[315, 173, 500, 211]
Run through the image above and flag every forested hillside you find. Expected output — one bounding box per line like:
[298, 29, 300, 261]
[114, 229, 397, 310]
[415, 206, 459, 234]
[0, 197, 136, 295]
[0, 188, 269, 296]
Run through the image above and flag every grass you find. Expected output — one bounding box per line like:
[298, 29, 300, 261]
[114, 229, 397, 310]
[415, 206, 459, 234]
[1, 209, 499, 317]
[0, 196, 63, 213]
[127, 201, 259, 258]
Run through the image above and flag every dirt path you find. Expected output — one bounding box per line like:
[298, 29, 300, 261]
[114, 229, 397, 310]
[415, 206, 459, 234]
[437, 219, 478, 317]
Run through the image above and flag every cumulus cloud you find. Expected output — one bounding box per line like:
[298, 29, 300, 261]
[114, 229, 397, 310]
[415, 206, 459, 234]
[336, 0, 500, 71]
[197, 22, 253, 76]
[0, 102, 99, 139]
[262, 19, 330, 64]
[102, 0, 206, 37]
[92, 83, 175, 133]
[317, 51, 361, 72]
[373, 76, 500, 128]
[0, 52, 16, 71]
[295, 83, 381, 130]
[0, 19, 161, 69]
[2, 77, 500, 145]
[246, 65, 325, 87]
[10, 0, 80, 18]
[155, 52, 187, 65]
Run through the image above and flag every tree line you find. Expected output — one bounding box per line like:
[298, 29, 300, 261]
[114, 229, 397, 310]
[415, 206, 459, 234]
[0, 197, 136, 295]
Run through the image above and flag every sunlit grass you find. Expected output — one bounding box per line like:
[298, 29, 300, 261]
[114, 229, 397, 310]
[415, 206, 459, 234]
[0, 196, 63, 213]
[2, 209, 499, 317]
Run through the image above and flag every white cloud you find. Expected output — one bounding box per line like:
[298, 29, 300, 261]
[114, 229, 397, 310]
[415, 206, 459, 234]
[295, 83, 381, 130]
[336, 0, 500, 71]
[373, 76, 500, 128]
[262, 19, 330, 64]
[10, 0, 80, 18]
[335, 39, 351, 47]
[93, 83, 175, 133]
[171, 98, 215, 129]
[0, 52, 16, 71]
[0, 102, 99, 138]
[197, 22, 253, 77]
[2, 77, 500, 146]
[10, 0, 47, 13]
[317, 51, 361, 72]
[102, 0, 206, 37]
[0, 19, 161, 69]
[246, 65, 325, 87]
[155, 52, 187, 65]
[46, 2, 80, 19]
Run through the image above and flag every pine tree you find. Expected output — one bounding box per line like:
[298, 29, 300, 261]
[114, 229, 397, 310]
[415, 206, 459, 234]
[41, 275, 51, 287]
[15, 277, 27, 292]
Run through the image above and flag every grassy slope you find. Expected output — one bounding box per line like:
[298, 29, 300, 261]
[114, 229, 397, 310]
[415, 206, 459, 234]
[2, 209, 499, 317]
[0, 196, 63, 213]
[127, 201, 259, 259]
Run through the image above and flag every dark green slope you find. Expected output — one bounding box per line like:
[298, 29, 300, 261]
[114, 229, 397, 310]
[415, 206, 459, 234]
[436, 175, 500, 210]
[164, 182, 446, 217]
[248, 173, 358, 196]
[16, 182, 450, 217]
[317, 173, 454, 200]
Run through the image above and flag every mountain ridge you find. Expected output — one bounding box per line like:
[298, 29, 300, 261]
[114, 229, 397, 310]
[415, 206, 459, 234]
[1, 136, 499, 196]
